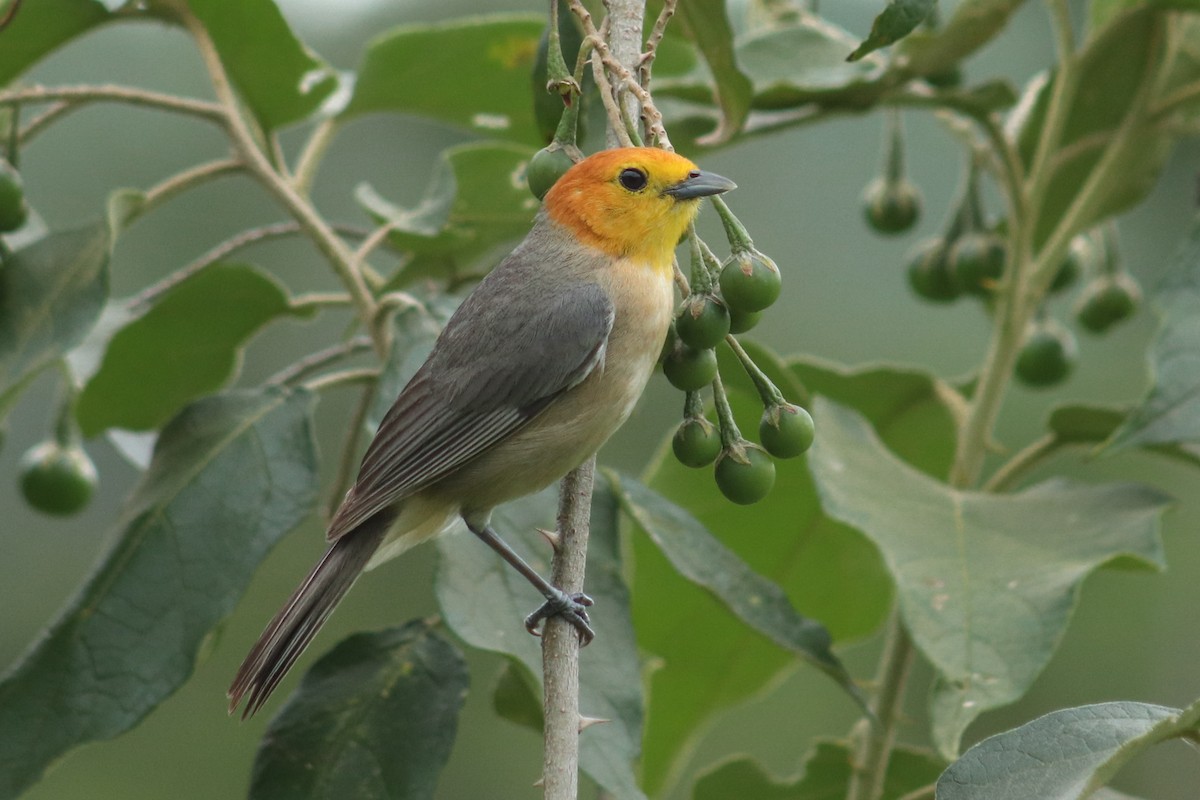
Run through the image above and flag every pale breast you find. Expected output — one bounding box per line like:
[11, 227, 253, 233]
[433, 257, 675, 515]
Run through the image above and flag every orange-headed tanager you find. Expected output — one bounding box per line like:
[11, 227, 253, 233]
[229, 147, 735, 717]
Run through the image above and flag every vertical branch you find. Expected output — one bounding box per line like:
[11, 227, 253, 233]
[541, 2, 644, 798]
[542, 456, 597, 800]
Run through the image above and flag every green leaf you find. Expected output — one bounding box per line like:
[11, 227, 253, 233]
[1016, 9, 1182, 248]
[730, 21, 877, 110]
[75, 262, 297, 437]
[355, 141, 537, 267]
[610, 472, 859, 704]
[847, 0, 936, 62]
[186, 0, 337, 131]
[341, 14, 545, 144]
[1091, 0, 1200, 32]
[434, 482, 645, 800]
[806, 397, 1170, 759]
[0, 0, 113, 87]
[1110, 215, 1200, 451]
[0, 224, 109, 413]
[0, 387, 318, 799]
[635, 357, 955, 794]
[249, 620, 468, 800]
[936, 699, 1200, 799]
[673, 0, 754, 144]
[896, 0, 1026, 78]
[492, 660, 543, 734]
[693, 741, 945, 800]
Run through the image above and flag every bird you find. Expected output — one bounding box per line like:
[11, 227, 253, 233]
[228, 147, 736, 717]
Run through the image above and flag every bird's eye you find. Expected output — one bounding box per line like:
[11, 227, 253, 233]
[618, 168, 648, 192]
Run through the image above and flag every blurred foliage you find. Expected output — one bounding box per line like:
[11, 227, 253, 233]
[1, 0, 1200, 799]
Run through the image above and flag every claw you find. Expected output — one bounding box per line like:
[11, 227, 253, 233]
[524, 589, 595, 645]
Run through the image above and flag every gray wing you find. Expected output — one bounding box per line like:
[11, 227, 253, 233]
[327, 279, 614, 541]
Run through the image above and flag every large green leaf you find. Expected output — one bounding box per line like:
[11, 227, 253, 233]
[249, 621, 468, 800]
[635, 356, 956, 794]
[186, 0, 337, 131]
[1091, 0, 1200, 31]
[341, 15, 544, 144]
[896, 0, 1027, 78]
[0, 388, 318, 800]
[0, 224, 109, 412]
[673, 0, 753, 143]
[434, 482, 645, 800]
[0, 0, 113, 86]
[1109, 215, 1200, 450]
[693, 741, 945, 800]
[1015, 9, 1185, 249]
[847, 0, 936, 62]
[610, 473, 859, 704]
[936, 700, 1200, 800]
[657, 18, 879, 118]
[355, 141, 536, 271]
[806, 397, 1170, 759]
[75, 262, 299, 437]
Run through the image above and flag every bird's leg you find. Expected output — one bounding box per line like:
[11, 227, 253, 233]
[466, 521, 595, 645]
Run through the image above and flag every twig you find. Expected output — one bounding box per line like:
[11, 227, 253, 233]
[568, 0, 671, 150]
[121, 157, 243, 230]
[302, 366, 379, 393]
[0, 84, 225, 125]
[639, 0, 678, 87]
[129, 221, 371, 311]
[18, 101, 72, 143]
[292, 118, 340, 196]
[590, 53, 636, 148]
[176, 2, 387, 354]
[267, 336, 374, 386]
[846, 614, 916, 800]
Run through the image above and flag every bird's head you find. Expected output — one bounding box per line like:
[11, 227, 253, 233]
[543, 147, 736, 266]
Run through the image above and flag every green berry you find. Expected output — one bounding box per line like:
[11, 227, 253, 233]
[1015, 320, 1076, 388]
[672, 416, 722, 468]
[719, 250, 781, 313]
[526, 146, 575, 200]
[1074, 273, 1141, 334]
[926, 66, 964, 89]
[715, 442, 776, 505]
[675, 293, 730, 350]
[759, 403, 814, 459]
[727, 307, 762, 334]
[1050, 236, 1089, 294]
[0, 160, 29, 233]
[906, 238, 960, 303]
[862, 177, 922, 235]
[950, 231, 1006, 295]
[663, 343, 718, 392]
[19, 440, 98, 516]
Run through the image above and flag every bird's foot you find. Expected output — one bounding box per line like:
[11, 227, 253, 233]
[524, 589, 595, 645]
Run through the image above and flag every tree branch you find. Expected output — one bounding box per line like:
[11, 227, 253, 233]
[175, 3, 387, 355]
[541, 2, 645, 797]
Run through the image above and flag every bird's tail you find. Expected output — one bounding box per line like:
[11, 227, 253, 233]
[227, 513, 390, 718]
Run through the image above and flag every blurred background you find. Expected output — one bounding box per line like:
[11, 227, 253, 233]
[2, 0, 1199, 797]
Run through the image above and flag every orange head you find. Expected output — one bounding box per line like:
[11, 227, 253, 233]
[543, 148, 736, 265]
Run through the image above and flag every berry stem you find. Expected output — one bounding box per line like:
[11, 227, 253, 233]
[883, 108, 906, 185]
[725, 336, 785, 408]
[687, 225, 714, 294]
[711, 372, 742, 448]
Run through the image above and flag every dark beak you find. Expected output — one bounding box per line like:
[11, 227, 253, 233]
[663, 169, 737, 199]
